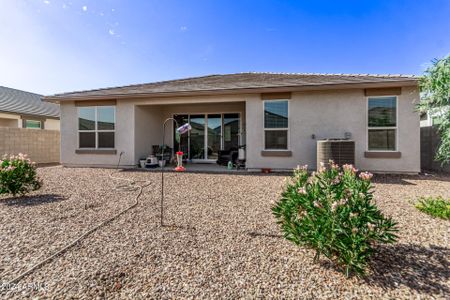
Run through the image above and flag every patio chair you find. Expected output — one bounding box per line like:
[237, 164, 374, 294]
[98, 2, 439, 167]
[216, 147, 238, 166]
[152, 145, 172, 162]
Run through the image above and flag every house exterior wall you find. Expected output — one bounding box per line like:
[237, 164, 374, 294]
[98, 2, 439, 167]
[60, 95, 247, 167]
[0, 112, 60, 130]
[59, 86, 420, 173]
[134, 105, 164, 161]
[420, 107, 449, 127]
[0, 112, 20, 128]
[246, 86, 420, 173]
[44, 119, 60, 130]
[0, 118, 19, 128]
[60, 101, 135, 167]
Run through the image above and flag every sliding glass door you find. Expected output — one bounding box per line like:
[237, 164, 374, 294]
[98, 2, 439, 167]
[189, 114, 206, 160]
[223, 113, 240, 151]
[207, 114, 221, 160]
[173, 114, 189, 159]
[173, 113, 240, 162]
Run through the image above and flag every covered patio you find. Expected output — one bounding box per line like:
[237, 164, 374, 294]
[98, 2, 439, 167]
[134, 101, 246, 168]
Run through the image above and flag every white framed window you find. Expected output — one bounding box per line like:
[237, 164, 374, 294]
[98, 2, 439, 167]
[78, 106, 115, 149]
[24, 120, 42, 129]
[263, 100, 289, 150]
[367, 96, 397, 151]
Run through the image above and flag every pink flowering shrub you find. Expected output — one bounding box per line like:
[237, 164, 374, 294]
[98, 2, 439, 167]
[0, 153, 41, 196]
[272, 161, 398, 277]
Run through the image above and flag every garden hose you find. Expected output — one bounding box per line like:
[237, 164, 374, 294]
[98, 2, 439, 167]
[7, 152, 152, 285]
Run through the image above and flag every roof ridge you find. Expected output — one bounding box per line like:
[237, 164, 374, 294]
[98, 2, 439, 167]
[240, 71, 417, 78]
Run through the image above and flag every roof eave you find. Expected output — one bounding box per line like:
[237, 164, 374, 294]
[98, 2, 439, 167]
[43, 79, 419, 103]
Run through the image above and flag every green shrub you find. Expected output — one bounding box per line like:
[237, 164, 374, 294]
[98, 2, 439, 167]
[0, 153, 41, 196]
[272, 162, 398, 277]
[415, 196, 450, 220]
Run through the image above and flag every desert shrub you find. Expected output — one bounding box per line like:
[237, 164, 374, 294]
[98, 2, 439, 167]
[0, 153, 41, 196]
[415, 196, 450, 220]
[272, 162, 398, 277]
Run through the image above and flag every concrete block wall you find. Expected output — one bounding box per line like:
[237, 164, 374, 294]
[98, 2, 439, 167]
[421, 126, 450, 173]
[0, 128, 60, 163]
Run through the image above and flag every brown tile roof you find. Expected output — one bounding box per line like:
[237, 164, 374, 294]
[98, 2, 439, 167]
[45, 72, 418, 101]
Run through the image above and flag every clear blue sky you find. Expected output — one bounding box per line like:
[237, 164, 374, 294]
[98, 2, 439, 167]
[1, 0, 449, 95]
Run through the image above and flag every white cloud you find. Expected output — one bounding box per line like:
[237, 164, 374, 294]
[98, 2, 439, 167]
[43, 0, 50, 4]
[109, 29, 115, 35]
[82, 5, 87, 12]
[180, 26, 188, 32]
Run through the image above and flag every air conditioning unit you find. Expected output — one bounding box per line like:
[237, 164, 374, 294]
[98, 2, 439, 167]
[317, 139, 355, 167]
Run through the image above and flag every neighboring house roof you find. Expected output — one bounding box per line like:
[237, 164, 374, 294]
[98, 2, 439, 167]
[44, 72, 419, 102]
[0, 86, 60, 118]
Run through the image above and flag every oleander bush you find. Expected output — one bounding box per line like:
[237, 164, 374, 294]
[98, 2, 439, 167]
[415, 196, 450, 220]
[0, 153, 41, 196]
[272, 161, 398, 277]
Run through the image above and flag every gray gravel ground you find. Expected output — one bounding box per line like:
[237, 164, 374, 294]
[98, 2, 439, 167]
[0, 166, 449, 299]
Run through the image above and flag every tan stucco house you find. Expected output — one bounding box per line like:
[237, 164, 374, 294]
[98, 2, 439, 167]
[44, 73, 421, 173]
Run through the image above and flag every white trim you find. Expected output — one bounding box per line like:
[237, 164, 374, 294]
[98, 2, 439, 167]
[77, 106, 116, 150]
[262, 99, 290, 151]
[366, 96, 398, 152]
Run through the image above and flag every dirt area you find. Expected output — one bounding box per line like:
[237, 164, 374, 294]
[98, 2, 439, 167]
[0, 166, 449, 299]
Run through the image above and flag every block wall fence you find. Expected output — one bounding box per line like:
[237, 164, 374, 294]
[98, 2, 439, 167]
[0, 128, 60, 164]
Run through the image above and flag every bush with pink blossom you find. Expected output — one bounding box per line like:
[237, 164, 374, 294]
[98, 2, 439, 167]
[272, 161, 398, 277]
[0, 153, 41, 196]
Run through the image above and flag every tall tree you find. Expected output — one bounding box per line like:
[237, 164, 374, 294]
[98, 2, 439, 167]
[419, 55, 450, 164]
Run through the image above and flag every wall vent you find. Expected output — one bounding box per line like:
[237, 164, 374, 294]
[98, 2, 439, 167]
[317, 139, 355, 168]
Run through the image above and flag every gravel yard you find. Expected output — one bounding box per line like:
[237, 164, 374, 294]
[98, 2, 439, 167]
[0, 166, 449, 299]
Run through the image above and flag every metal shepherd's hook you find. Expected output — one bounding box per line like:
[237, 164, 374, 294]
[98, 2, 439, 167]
[160, 118, 191, 226]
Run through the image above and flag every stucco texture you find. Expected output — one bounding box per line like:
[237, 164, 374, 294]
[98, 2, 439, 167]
[59, 87, 420, 173]
[246, 87, 420, 173]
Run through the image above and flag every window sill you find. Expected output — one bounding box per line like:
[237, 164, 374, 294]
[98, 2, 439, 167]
[364, 151, 401, 158]
[75, 149, 117, 155]
[261, 150, 292, 157]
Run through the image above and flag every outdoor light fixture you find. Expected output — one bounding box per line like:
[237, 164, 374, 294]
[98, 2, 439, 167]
[160, 118, 191, 226]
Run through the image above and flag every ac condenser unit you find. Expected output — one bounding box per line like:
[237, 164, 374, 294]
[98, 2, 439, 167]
[317, 139, 355, 167]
